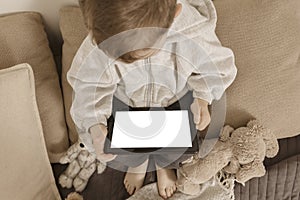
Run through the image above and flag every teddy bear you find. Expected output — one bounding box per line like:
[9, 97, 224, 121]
[59, 140, 106, 192]
[176, 120, 279, 195]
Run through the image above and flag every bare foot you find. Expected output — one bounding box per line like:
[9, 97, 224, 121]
[156, 164, 177, 199]
[124, 159, 149, 195]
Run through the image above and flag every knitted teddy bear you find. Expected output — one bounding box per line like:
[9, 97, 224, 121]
[59, 141, 106, 192]
[176, 120, 279, 195]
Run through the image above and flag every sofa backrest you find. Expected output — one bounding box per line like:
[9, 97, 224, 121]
[0, 0, 78, 62]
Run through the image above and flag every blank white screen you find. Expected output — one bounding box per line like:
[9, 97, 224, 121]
[111, 110, 192, 148]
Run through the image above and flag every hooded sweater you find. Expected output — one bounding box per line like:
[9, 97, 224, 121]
[67, 0, 237, 152]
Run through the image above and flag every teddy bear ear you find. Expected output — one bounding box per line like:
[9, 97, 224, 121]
[247, 120, 279, 158]
[246, 119, 263, 131]
[219, 125, 234, 141]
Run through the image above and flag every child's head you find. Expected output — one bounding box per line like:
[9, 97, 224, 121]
[79, 0, 181, 63]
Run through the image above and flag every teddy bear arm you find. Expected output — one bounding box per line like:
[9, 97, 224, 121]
[223, 157, 240, 174]
[236, 160, 266, 184]
[77, 150, 90, 168]
[84, 153, 97, 168]
[262, 133, 279, 158]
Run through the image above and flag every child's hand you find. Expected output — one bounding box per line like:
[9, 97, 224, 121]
[89, 124, 117, 163]
[190, 98, 211, 131]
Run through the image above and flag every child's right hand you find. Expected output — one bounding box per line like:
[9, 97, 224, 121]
[89, 124, 117, 163]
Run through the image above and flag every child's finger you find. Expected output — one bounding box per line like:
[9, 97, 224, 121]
[98, 153, 117, 163]
[196, 108, 211, 131]
[190, 100, 201, 124]
[196, 119, 209, 131]
[194, 110, 201, 125]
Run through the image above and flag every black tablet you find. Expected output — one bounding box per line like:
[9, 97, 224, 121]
[104, 107, 199, 155]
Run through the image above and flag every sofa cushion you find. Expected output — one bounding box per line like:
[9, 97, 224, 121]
[214, 0, 300, 138]
[59, 2, 300, 139]
[0, 64, 61, 200]
[59, 7, 88, 143]
[0, 12, 69, 162]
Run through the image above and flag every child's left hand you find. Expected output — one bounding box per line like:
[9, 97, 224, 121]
[190, 98, 211, 131]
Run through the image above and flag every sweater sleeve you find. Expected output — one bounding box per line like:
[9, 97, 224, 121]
[180, 0, 238, 105]
[185, 36, 238, 105]
[67, 72, 117, 132]
[66, 38, 119, 151]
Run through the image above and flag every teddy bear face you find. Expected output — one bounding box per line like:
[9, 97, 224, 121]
[231, 127, 266, 165]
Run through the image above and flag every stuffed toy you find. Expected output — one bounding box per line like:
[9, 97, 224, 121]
[59, 141, 106, 192]
[176, 120, 279, 195]
[65, 192, 84, 200]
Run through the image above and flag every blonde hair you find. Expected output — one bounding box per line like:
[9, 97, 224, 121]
[79, 0, 177, 63]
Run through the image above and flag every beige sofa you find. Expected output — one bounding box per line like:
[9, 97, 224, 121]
[0, 0, 299, 199]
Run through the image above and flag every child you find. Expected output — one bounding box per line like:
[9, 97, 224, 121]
[67, 0, 237, 198]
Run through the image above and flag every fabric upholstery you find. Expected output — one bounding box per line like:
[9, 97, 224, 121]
[59, 7, 88, 144]
[214, 0, 300, 138]
[0, 12, 69, 162]
[0, 64, 61, 200]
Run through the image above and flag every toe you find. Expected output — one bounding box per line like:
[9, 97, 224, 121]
[124, 182, 129, 189]
[166, 187, 172, 198]
[129, 185, 135, 195]
[172, 185, 177, 192]
[126, 184, 132, 194]
[171, 187, 176, 195]
[159, 187, 167, 199]
[127, 185, 132, 194]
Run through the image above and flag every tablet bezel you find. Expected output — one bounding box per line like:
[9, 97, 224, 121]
[104, 107, 199, 155]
